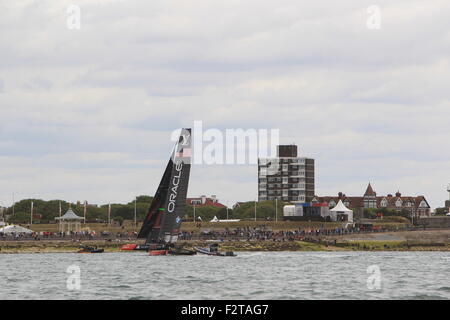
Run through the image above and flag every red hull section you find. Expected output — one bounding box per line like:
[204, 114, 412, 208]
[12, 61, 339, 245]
[149, 250, 168, 256]
[121, 244, 138, 251]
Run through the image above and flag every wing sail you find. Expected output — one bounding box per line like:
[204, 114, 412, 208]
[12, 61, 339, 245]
[137, 128, 192, 244]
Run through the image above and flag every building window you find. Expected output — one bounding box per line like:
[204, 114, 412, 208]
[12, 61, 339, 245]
[364, 200, 377, 208]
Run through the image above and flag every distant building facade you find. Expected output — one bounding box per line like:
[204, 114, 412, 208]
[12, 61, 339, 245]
[313, 183, 431, 218]
[76, 201, 99, 208]
[186, 195, 226, 208]
[258, 145, 315, 204]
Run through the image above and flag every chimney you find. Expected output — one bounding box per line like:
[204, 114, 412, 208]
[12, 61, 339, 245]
[201, 195, 207, 205]
[211, 195, 217, 203]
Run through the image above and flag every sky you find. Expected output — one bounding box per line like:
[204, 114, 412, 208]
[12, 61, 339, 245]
[1, 0, 449, 210]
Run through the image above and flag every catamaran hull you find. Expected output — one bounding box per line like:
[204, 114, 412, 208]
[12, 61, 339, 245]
[121, 244, 166, 251]
[149, 250, 168, 256]
[121, 244, 138, 251]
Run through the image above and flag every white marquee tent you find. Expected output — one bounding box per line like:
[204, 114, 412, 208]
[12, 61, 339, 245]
[330, 200, 354, 222]
[0, 225, 34, 234]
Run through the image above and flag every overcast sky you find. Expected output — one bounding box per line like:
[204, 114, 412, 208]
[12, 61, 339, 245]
[1, 0, 449, 209]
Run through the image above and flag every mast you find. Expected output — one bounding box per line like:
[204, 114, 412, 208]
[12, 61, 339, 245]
[275, 198, 278, 222]
[59, 201, 62, 232]
[138, 128, 192, 244]
[84, 201, 87, 224]
[134, 197, 137, 228]
[108, 203, 111, 226]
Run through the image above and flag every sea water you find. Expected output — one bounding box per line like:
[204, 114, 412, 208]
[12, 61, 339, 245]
[0, 251, 449, 300]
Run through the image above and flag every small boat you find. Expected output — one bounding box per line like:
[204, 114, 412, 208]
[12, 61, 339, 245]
[121, 244, 138, 251]
[149, 250, 168, 256]
[168, 247, 197, 256]
[77, 245, 104, 253]
[194, 244, 236, 257]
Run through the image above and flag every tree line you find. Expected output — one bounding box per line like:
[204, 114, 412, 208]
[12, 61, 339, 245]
[3, 197, 288, 224]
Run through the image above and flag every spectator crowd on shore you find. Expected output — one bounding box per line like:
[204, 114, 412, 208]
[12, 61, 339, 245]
[0, 224, 413, 242]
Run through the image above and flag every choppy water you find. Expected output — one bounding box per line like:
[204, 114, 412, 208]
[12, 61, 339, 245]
[0, 251, 449, 300]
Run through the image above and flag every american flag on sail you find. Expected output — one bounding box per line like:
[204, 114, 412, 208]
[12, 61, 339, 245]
[176, 148, 192, 158]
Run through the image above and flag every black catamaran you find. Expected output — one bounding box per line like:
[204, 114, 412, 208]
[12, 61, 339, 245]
[122, 127, 234, 256]
[122, 128, 193, 254]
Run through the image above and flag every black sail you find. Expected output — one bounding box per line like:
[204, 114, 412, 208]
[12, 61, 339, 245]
[137, 128, 192, 244]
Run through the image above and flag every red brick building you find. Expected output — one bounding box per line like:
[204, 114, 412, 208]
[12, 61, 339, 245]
[186, 195, 226, 208]
[313, 183, 431, 218]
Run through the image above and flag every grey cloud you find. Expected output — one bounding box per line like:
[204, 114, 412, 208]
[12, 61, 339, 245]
[1, 1, 450, 209]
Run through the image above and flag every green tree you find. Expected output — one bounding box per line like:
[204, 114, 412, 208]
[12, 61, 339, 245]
[232, 200, 288, 220]
[4, 196, 154, 224]
[134, 195, 153, 204]
[184, 205, 227, 222]
[8, 212, 30, 224]
[113, 216, 124, 226]
[435, 207, 449, 215]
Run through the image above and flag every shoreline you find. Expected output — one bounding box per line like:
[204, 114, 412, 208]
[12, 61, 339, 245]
[1, 238, 450, 254]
